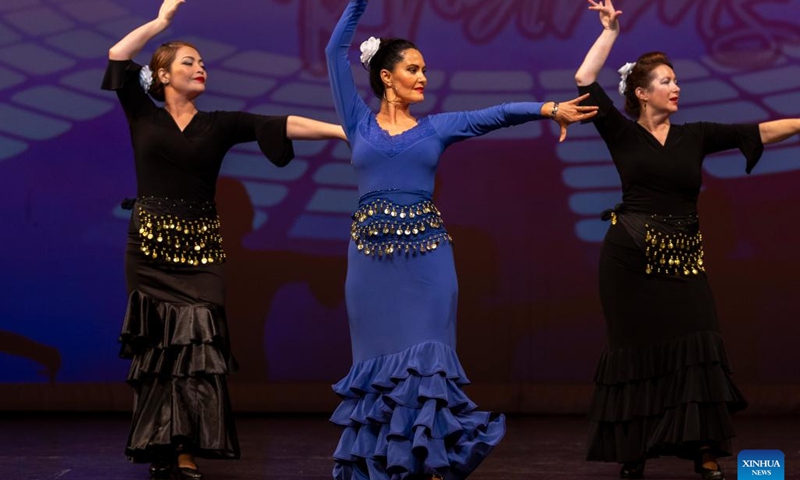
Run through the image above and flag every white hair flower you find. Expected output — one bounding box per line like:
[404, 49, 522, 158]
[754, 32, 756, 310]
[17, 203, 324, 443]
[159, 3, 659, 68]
[359, 36, 381, 67]
[617, 62, 636, 96]
[139, 65, 154, 92]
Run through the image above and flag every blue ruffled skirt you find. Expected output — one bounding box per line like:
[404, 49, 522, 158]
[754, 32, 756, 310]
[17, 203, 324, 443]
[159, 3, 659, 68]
[332, 190, 505, 479]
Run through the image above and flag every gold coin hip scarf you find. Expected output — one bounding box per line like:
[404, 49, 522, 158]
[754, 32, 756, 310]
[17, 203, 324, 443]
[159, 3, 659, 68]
[134, 197, 225, 266]
[351, 198, 452, 257]
[644, 224, 704, 276]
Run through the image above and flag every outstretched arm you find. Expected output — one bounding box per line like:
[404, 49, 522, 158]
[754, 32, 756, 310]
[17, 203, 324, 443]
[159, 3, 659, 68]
[287, 116, 347, 141]
[108, 0, 184, 60]
[433, 94, 597, 146]
[545, 93, 599, 141]
[575, 0, 623, 86]
[759, 119, 800, 145]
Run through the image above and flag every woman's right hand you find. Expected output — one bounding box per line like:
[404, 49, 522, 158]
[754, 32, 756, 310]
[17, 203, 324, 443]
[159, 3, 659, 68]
[552, 93, 600, 142]
[158, 0, 186, 24]
[588, 0, 622, 32]
[109, 0, 184, 60]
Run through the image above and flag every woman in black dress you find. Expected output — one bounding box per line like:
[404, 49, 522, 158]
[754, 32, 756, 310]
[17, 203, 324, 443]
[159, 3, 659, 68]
[103, 1, 345, 478]
[575, 1, 800, 479]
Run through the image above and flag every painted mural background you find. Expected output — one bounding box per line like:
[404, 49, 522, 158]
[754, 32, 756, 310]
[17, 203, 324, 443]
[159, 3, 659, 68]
[1, 0, 799, 392]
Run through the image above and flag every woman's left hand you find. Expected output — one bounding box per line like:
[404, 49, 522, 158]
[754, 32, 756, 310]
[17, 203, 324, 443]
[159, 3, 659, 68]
[553, 93, 599, 142]
[588, 0, 623, 32]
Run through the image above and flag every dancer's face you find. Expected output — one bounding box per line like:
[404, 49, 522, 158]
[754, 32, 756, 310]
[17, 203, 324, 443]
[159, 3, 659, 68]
[637, 64, 680, 116]
[382, 48, 427, 104]
[160, 46, 207, 100]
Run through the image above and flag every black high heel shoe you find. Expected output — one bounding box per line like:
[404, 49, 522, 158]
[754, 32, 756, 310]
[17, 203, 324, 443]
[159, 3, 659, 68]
[619, 460, 646, 479]
[177, 466, 203, 479]
[149, 461, 173, 478]
[694, 458, 725, 480]
[175, 443, 203, 480]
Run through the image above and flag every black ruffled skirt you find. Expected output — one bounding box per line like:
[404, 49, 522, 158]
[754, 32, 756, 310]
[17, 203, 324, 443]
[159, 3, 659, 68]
[587, 222, 747, 463]
[120, 200, 239, 463]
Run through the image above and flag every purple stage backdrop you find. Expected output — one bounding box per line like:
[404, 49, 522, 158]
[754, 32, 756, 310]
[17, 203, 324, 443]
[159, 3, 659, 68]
[1, 0, 799, 407]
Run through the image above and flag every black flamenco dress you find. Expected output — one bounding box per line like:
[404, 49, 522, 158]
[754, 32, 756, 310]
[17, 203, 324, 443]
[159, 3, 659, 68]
[579, 82, 761, 463]
[102, 59, 293, 462]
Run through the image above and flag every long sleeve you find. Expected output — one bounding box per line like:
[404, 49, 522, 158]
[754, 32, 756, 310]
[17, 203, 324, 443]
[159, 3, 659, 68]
[325, 0, 371, 140]
[429, 102, 546, 147]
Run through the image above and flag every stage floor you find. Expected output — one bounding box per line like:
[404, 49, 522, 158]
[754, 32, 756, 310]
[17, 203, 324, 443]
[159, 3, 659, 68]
[0, 414, 796, 479]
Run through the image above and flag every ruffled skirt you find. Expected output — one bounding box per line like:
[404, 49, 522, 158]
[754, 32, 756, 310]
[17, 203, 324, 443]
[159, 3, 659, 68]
[587, 223, 747, 463]
[120, 212, 239, 463]
[331, 342, 504, 480]
[335, 190, 504, 480]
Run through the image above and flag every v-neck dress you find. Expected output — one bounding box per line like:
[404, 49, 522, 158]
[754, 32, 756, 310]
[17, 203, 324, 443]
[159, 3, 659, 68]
[579, 82, 760, 463]
[326, 1, 550, 478]
[102, 59, 294, 463]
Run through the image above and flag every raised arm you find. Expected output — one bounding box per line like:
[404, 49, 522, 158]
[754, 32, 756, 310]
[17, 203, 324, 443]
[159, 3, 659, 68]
[286, 116, 347, 141]
[108, 0, 184, 60]
[759, 119, 800, 145]
[575, 0, 623, 86]
[325, 0, 371, 138]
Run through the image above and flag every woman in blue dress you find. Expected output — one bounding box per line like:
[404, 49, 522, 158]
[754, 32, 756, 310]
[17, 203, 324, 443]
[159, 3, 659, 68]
[325, 1, 598, 478]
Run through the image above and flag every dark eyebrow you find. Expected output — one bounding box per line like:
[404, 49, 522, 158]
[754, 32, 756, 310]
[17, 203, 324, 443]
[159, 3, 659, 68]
[182, 56, 203, 62]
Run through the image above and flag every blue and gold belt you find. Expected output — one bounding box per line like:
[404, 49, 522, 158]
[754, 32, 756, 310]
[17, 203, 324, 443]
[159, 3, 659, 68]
[350, 197, 452, 257]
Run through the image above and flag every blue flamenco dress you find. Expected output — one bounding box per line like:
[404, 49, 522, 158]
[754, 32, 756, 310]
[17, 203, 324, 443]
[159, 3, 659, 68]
[326, 1, 551, 478]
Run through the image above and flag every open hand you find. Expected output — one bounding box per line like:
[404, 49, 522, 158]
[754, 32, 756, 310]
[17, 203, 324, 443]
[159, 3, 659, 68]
[553, 93, 599, 142]
[588, 0, 622, 32]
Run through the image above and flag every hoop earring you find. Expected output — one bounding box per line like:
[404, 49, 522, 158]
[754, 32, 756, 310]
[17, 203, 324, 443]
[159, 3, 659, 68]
[383, 85, 400, 104]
